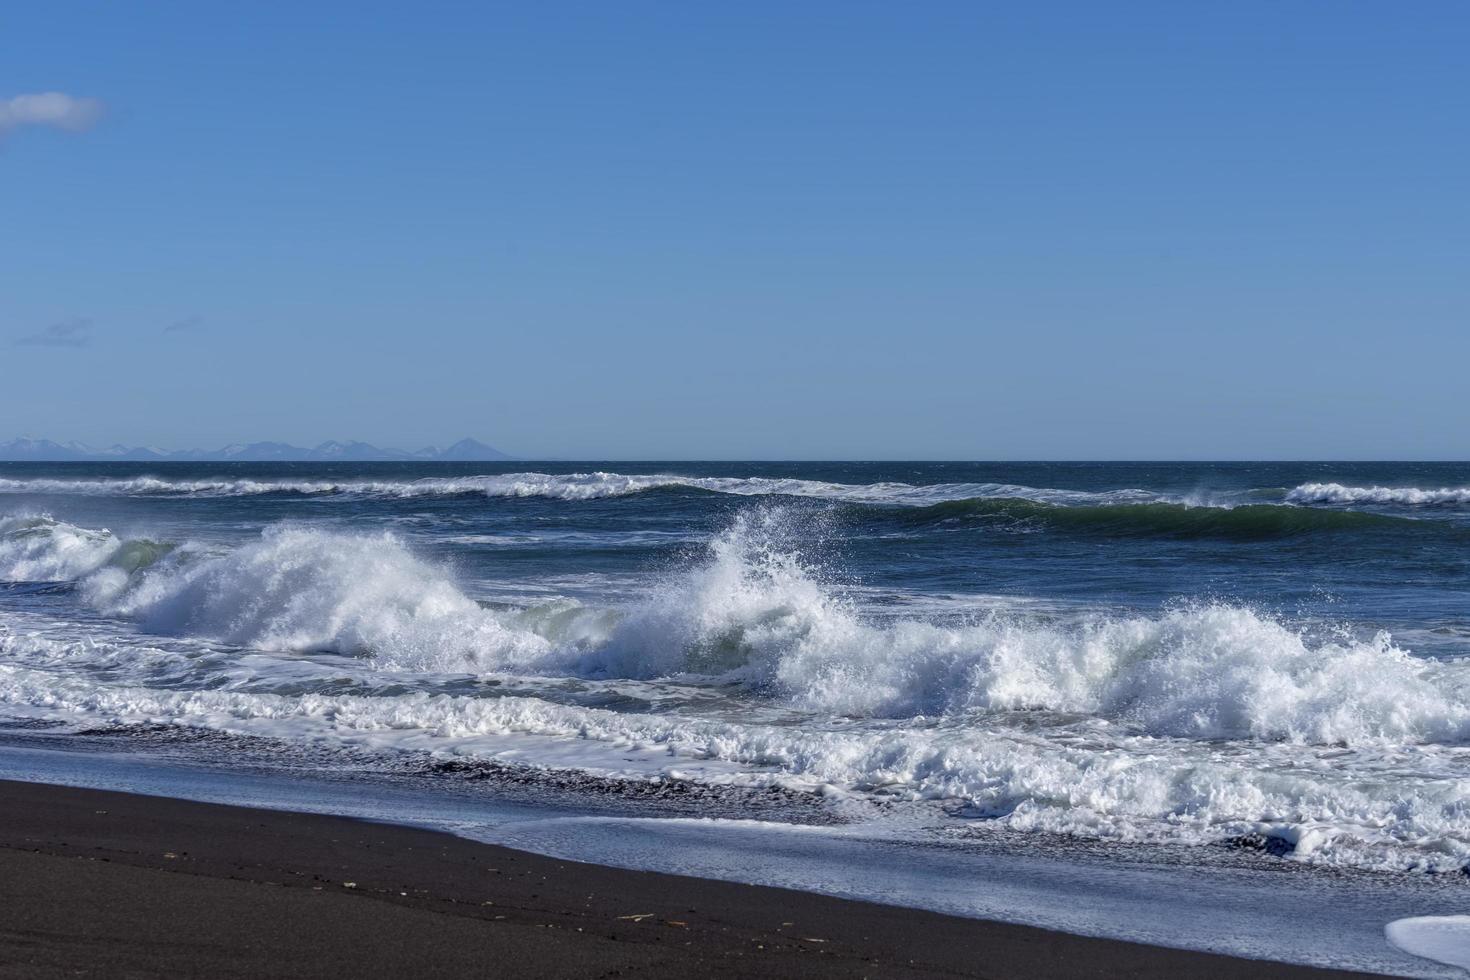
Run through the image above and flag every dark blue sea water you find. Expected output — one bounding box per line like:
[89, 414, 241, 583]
[2, 461, 1469, 891]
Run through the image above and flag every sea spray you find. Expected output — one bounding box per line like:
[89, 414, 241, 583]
[0, 515, 122, 581]
[7, 512, 1469, 746]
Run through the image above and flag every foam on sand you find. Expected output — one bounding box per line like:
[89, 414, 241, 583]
[1385, 916, 1470, 971]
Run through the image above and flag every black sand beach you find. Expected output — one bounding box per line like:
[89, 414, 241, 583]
[0, 779, 1381, 979]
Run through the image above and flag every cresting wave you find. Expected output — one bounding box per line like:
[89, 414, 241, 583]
[1288, 482, 1470, 507]
[6, 512, 1470, 872]
[4, 512, 1468, 745]
[0, 515, 174, 582]
[0, 476, 345, 498]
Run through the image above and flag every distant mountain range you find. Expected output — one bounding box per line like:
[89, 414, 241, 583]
[0, 437, 513, 462]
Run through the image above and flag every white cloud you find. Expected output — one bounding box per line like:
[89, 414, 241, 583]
[0, 92, 104, 137]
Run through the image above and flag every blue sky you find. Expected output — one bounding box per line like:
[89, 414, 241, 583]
[4, 2, 1467, 459]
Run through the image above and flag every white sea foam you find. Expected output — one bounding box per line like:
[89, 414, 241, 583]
[8, 512, 1470, 747]
[84, 524, 553, 668]
[4, 643, 1470, 873]
[0, 476, 344, 497]
[1385, 916, 1470, 971]
[1288, 482, 1470, 507]
[8, 511, 1470, 872]
[0, 515, 121, 581]
[12, 472, 1468, 515]
[0, 472, 1160, 506]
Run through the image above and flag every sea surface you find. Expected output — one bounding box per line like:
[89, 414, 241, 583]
[3, 461, 1470, 972]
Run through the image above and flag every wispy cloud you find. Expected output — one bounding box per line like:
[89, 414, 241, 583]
[0, 93, 104, 138]
[163, 314, 205, 335]
[16, 318, 94, 348]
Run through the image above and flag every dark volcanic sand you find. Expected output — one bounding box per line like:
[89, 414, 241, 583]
[0, 779, 1382, 979]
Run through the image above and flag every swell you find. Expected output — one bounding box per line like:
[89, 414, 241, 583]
[0, 472, 1158, 506]
[7, 472, 1470, 516]
[885, 497, 1414, 539]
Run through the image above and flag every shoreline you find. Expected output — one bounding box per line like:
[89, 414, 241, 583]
[0, 778, 1384, 978]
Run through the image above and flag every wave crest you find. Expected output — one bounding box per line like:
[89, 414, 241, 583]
[7, 511, 1468, 747]
[1288, 482, 1470, 507]
[0, 515, 122, 581]
[0, 472, 1158, 506]
[86, 525, 553, 668]
[585, 513, 1469, 745]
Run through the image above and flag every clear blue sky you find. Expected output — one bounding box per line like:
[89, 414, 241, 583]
[4, 2, 1467, 459]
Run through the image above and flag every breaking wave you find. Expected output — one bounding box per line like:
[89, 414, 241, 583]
[0, 515, 179, 584]
[8, 508, 1470, 873]
[1288, 482, 1470, 507]
[5, 512, 1468, 747]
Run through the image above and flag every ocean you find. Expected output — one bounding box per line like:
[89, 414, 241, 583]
[3, 460, 1469, 972]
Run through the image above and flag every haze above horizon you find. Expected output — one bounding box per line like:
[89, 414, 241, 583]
[5, 3, 1468, 459]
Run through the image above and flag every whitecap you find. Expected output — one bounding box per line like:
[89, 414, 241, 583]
[1289, 482, 1470, 507]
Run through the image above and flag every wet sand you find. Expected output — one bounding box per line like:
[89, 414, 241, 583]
[0, 779, 1381, 978]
